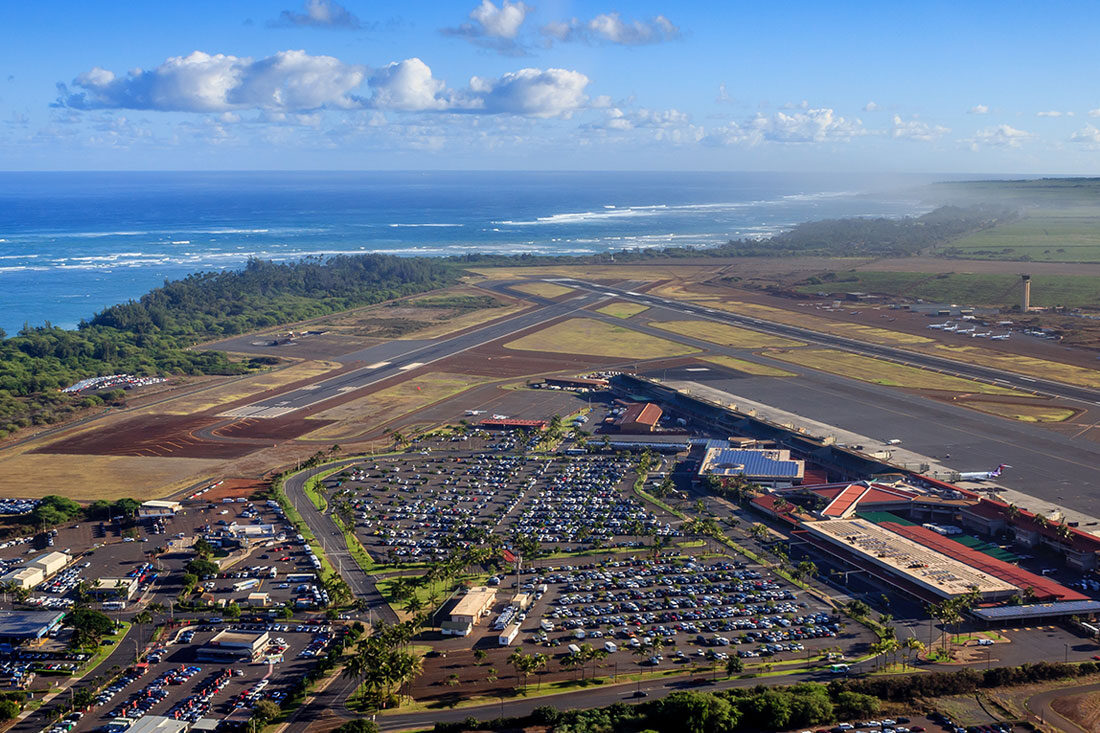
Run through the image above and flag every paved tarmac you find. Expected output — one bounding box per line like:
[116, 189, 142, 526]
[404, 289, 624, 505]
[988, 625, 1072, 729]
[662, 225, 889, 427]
[223, 291, 606, 419]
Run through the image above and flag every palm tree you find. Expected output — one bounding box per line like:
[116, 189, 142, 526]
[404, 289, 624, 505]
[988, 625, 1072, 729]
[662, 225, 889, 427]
[749, 523, 769, 542]
[903, 636, 925, 668]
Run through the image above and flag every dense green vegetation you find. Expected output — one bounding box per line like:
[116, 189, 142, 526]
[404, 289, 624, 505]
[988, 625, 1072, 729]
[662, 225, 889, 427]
[0, 255, 454, 438]
[431, 660, 1099, 733]
[793, 270, 1100, 309]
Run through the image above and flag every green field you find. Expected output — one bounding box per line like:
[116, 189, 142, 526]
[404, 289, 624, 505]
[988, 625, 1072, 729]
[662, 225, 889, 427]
[941, 213, 1100, 263]
[795, 270, 1100, 309]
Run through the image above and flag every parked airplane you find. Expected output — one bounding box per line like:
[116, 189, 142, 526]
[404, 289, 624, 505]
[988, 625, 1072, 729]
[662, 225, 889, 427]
[463, 409, 486, 416]
[491, 414, 509, 420]
[928, 322, 950, 330]
[942, 324, 959, 332]
[991, 333, 1011, 340]
[957, 327, 977, 334]
[971, 332, 992, 338]
[958, 464, 1010, 481]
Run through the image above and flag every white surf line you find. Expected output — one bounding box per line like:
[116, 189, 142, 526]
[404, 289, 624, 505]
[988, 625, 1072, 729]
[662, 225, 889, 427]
[219, 293, 594, 417]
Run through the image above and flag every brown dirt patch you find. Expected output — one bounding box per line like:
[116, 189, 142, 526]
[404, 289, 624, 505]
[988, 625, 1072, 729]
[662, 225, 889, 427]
[210, 417, 336, 441]
[32, 414, 264, 459]
[1051, 690, 1100, 732]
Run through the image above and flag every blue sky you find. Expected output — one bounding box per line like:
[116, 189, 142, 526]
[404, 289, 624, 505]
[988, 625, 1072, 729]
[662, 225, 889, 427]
[2, 0, 1099, 172]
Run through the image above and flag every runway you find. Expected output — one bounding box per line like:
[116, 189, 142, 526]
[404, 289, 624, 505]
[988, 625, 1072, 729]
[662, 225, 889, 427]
[218, 289, 607, 419]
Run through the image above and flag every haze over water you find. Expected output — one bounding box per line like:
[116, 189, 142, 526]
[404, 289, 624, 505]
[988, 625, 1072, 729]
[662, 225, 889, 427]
[0, 171, 934, 334]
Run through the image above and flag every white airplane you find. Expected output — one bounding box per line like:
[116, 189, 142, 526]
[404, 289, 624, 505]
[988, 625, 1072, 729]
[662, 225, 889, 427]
[957, 327, 977, 334]
[464, 409, 486, 416]
[971, 332, 992, 338]
[942, 324, 959, 332]
[958, 464, 1010, 481]
[991, 333, 1011, 340]
[928, 322, 950, 330]
[491, 414, 509, 420]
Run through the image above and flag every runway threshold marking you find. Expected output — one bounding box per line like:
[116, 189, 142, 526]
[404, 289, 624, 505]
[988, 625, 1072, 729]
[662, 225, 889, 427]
[399, 362, 424, 371]
[365, 361, 391, 369]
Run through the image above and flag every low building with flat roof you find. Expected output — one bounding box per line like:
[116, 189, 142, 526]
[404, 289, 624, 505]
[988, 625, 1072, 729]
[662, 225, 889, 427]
[0, 610, 65, 645]
[29, 551, 70, 577]
[0, 567, 43, 590]
[124, 715, 190, 733]
[804, 518, 1017, 600]
[196, 630, 270, 662]
[442, 586, 497, 636]
[698, 444, 805, 488]
[91, 577, 139, 601]
[139, 500, 182, 518]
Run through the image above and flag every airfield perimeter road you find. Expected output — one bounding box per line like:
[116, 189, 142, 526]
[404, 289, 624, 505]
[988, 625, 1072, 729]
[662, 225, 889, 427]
[222, 289, 608, 419]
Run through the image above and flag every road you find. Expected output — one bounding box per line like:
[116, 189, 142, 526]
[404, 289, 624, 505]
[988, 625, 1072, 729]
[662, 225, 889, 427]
[283, 460, 399, 625]
[1026, 679, 1100, 733]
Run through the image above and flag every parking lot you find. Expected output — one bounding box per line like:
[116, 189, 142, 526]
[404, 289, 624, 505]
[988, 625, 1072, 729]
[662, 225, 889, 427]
[47, 621, 338, 733]
[328, 450, 681, 564]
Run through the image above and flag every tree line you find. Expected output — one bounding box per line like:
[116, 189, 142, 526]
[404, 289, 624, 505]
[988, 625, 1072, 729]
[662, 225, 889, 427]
[428, 659, 1099, 733]
[0, 254, 454, 438]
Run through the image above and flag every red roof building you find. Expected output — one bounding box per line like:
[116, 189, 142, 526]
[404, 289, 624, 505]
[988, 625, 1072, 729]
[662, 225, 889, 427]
[478, 418, 549, 431]
[616, 402, 663, 433]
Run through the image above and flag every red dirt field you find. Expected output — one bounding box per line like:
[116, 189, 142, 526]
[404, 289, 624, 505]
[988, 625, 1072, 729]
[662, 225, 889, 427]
[191, 478, 268, 502]
[32, 414, 266, 459]
[209, 417, 336, 441]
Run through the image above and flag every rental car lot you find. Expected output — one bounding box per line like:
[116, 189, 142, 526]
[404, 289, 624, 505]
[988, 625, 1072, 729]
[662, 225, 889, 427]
[55, 622, 337, 733]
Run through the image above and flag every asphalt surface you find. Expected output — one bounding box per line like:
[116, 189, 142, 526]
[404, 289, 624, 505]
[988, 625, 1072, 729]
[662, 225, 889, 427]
[283, 459, 399, 626]
[483, 279, 1100, 512]
[225, 291, 607, 419]
[532, 278, 1100, 405]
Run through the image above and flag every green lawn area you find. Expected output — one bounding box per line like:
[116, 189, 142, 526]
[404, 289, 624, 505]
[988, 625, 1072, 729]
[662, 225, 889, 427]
[941, 212, 1100, 263]
[795, 270, 1100, 309]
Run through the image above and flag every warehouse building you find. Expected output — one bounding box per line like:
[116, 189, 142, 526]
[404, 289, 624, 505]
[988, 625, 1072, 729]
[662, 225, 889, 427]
[29, 551, 70, 577]
[124, 715, 191, 733]
[442, 586, 497, 637]
[0, 567, 43, 590]
[478, 418, 548, 431]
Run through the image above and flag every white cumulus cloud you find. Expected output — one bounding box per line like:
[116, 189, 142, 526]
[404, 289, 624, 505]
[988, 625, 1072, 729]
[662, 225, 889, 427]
[57, 52, 592, 119]
[270, 0, 362, 29]
[463, 67, 589, 117]
[1069, 125, 1100, 147]
[970, 124, 1032, 148]
[706, 108, 864, 146]
[442, 0, 531, 55]
[1037, 110, 1065, 117]
[56, 50, 367, 112]
[1090, 108, 1100, 118]
[863, 101, 879, 112]
[891, 115, 949, 142]
[368, 58, 451, 111]
[968, 104, 990, 114]
[542, 13, 680, 45]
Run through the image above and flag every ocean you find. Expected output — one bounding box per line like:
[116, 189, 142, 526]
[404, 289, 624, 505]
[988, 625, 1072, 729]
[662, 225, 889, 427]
[0, 171, 935, 334]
